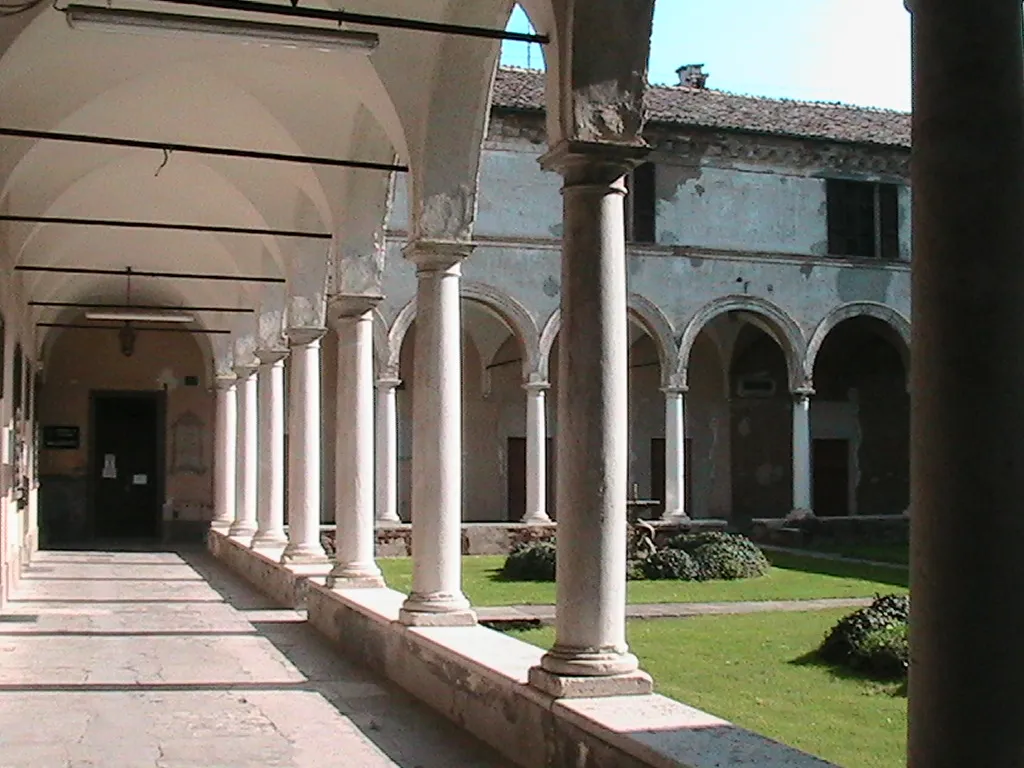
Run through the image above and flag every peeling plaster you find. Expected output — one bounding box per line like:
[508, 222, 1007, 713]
[414, 185, 476, 241]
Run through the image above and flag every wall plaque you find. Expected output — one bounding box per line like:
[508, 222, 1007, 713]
[43, 426, 80, 450]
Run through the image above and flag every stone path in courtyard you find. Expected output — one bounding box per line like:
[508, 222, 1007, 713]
[476, 597, 874, 626]
[0, 548, 513, 768]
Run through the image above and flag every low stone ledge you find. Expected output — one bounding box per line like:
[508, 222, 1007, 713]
[305, 581, 834, 768]
[750, 514, 908, 549]
[207, 529, 330, 608]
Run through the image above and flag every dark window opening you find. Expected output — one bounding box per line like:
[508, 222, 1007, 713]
[626, 162, 657, 244]
[827, 179, 900, 259]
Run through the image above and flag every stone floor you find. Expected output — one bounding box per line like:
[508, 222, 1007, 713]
[0, 547, 513, 768]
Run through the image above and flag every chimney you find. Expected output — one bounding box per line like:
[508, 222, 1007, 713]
[676, 64, 708, 89]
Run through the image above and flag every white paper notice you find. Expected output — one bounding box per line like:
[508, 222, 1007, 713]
[132, 474, 148, 486]
[102, 454, 117, 479]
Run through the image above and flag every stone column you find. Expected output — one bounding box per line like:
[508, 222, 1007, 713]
[908, 3, 1024, 764]
[529, 141, 652, 697]
[280, 329, 329, 564]
[522, 381, 551, 524]
[398, 241, 475, 626]
[375, 377, 402, 525]
[789, 388, 813, 519]
[211, 376, 237, 529]
[228, 365, 258, 540]
[327, 297, 385, 588]
[251, 350, 288, 551]
[661, 386, 688, 521]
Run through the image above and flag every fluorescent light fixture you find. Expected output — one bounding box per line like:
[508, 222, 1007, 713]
[85, 310, 195, 323]
[64, 5, 379, 53]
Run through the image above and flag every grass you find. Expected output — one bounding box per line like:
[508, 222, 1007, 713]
[803, 542, 909, 566]
[506, 611, 907, 768]
[377, 550, 908, 606]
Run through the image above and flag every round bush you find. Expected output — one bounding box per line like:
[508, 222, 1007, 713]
[819, 593, 909, 678]
[640, 549, 699, 581]
[668, 532, 769, 581]
[502, 540, 556, 581]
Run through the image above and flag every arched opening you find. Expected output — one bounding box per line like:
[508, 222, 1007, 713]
[811, 316, 909, 516]
[37, 326, 212, 545]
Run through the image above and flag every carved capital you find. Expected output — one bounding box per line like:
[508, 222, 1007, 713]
[327, 293, 384, 326]
[375, 377, 402, 392]
[214, 375, 237, 391]
[402, 239, 474, 272]
[539, 140, 650, 187]
[285, 327, 327, 347]
[255, 348, 288, 365]
[232, 363, 258, 379]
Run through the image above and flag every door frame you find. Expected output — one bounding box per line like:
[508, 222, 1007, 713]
[87, 390, 167, 540]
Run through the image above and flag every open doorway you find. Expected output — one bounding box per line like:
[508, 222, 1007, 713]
[90, 392, 164, 539]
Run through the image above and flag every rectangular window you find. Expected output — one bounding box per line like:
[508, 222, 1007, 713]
[827, 179, 899, 259]
[626, 162, 657, 244]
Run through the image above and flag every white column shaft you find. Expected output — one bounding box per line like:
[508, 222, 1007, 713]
[399, 252, 472, 624]
[253, 358, 287, 548]
[229, 370, 258, 538]
[663, 390, 687, 519]
[792, 393, 813, 511]
[212, 381, 237, 527]
[375, 381, 401, 524]
[522, 385, 550, 523]
[329, 311, 383, 585]
[281, 336, 328, 563]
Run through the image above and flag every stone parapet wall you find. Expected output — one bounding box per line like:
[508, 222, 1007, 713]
[750, 514, 909, 549]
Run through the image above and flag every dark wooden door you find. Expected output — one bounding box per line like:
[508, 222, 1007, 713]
[813, 438, 850, 517]
[507, 437, 555, 521]
[92, 394, 161, 538]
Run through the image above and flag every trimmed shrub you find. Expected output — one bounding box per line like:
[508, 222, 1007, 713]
[640, 548, 699, 581]
[626, 559, 647, 582]
[669, 532, 770, 581]
[501, 540, 556, 581]
[819, 593, 909, 678]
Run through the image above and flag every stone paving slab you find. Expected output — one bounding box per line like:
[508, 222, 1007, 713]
[476, 597, 873, 626]
[0, 548, 512, 768]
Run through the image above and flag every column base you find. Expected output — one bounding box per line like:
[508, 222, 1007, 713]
[528, 665, 653, 699]
[660, 510, 690, 522]
[326, 562, 385, 589]
[521, 512, 553, 525]
[398, 591, 476, 626]
[280, 544, 329, 565]
[786, 507, 815, 522]
[251, 531, 288, 550]
[228, 523, 257, 540]
[210, 518, 233, 531]
[374, 517, 404, 528]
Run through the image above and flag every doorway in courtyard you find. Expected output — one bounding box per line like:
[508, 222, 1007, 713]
[90, 392, 164, 539]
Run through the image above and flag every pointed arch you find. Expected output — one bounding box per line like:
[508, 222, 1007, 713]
[677, 295, 806, 391]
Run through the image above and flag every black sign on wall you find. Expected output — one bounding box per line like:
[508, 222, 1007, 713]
[43, 426, 80, 450]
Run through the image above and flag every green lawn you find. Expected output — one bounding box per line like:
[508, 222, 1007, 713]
[507, 611, 907, 768]
[801, 542, 909, 566]
[377, 551, 908, 606]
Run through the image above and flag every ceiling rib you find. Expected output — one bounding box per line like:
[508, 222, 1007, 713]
[30, 301, 254, 313]
[0, 127, 407, 171]
[38, 322, 230, 334]
[0, 214, 331, 240]
[16, 265, 286, 283]
[152, 0, 549, 43]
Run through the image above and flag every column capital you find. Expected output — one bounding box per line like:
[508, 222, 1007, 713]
[792, 386, 815, 402]
[327, 293, 384, 326]
[402, 238, 474, 272]
[661, 385, 688, 396]
[375, 377, 402, 392]
[539, 140, 650, 187]
[523, 380, 550, 393]
[233, 363, 258, 379]
[285, 326, 327, 347]
[255, 348, 288, 365]
[214, 374, 237, 391]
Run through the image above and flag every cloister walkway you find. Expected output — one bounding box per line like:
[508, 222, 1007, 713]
[0, 548, 511, 768]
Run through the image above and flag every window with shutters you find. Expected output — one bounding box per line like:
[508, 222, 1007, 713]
[826, 179, 899, 259]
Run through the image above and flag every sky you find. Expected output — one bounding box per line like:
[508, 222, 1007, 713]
[500, 1, 911, 112]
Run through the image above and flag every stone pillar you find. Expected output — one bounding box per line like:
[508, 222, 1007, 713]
[228, 365, 258, 540]
[251, 350, 288, 551]
[327, 298, 385, 588]
[529, 141, 652, 697]
[661, 386, 688, 521]
[398, 241, 475, 626]
[789, 388, 813, 519]
[908, 3, 1024, 764]
[522, 381, 551, 524]
[375, 377, 402, 525]
[280, 329, 329, 564]
[211, 376, 237, 529]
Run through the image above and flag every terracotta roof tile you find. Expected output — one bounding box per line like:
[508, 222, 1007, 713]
[492, 67, 911, 149]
